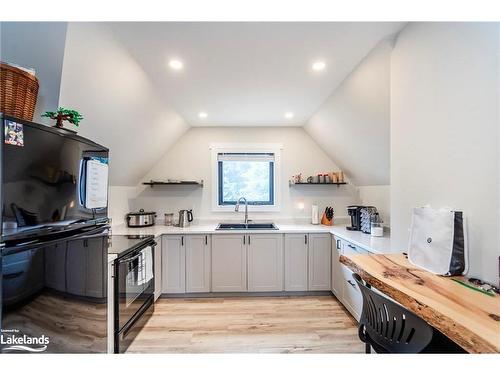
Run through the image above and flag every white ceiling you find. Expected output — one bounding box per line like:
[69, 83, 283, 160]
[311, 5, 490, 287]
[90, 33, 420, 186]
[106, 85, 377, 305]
[107, 22, 405, 127]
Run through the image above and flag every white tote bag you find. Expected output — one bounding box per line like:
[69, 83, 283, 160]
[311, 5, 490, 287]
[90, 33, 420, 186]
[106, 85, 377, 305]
[408, 206, 468, 276]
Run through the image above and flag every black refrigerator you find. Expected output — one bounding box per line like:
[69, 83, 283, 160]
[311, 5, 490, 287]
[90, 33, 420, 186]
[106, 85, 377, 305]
[0, 114, 110, 353]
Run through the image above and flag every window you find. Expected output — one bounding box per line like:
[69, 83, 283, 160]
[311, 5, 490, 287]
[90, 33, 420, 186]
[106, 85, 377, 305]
[217, 153, 275, 206]
[211, 143, 282, 212]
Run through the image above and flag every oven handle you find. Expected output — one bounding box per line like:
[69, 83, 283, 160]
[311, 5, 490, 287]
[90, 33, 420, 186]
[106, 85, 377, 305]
[118, 251, 142, 264]
[117, 242, 155, 264]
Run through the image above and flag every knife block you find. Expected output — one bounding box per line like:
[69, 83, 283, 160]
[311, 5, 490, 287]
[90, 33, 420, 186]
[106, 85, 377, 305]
[321, 213, 333, 226]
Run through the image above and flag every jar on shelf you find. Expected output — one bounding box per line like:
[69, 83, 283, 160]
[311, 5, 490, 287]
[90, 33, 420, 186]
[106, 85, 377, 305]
[164, 213, 174, 226]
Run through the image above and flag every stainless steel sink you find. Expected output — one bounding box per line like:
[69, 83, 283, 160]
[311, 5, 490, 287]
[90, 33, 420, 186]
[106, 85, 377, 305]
[216, 222, 278, 230]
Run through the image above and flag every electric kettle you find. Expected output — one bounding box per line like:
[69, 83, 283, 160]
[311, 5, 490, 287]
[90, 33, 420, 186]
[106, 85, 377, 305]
[178, 209, 193, 227]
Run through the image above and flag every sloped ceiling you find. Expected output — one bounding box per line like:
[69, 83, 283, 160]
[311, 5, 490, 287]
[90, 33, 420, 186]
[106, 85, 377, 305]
[58, 23, 189, 186]
[305, 39, 393, 186]
[55, 22, 403, 185]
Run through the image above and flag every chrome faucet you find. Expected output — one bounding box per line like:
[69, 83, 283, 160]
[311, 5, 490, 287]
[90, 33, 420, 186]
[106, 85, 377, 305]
[235, 197, 249, 224]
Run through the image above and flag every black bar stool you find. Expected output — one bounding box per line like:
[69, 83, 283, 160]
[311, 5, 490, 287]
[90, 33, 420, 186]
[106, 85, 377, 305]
[353, 273, 466, 354]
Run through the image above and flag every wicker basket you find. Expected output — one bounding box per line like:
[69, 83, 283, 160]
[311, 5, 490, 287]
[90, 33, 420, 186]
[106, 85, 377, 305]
[0, 62, 39, 121]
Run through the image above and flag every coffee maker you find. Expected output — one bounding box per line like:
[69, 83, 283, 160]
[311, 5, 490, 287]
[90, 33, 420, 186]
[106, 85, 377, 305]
[346, 205, 364, 231]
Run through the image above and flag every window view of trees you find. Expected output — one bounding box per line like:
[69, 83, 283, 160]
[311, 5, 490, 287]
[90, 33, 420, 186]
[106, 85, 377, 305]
[221, 160, 272, 204]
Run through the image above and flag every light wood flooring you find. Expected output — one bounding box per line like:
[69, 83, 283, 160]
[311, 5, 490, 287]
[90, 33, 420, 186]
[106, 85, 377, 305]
[126, 295, 364, 353]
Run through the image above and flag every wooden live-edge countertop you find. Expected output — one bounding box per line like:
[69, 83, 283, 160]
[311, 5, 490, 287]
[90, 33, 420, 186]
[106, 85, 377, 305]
[340, 253, 500, 354]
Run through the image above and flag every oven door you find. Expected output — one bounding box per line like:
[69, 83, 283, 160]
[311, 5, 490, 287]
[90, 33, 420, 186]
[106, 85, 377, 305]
[114, 243, 154, 353]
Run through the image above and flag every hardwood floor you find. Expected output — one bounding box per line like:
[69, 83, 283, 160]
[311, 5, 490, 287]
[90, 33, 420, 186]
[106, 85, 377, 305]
[126, 295, 364, 353]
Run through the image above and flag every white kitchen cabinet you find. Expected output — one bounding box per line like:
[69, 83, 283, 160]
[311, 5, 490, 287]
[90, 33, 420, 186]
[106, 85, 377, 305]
[331, 235, 343, 298]
[284, 234, 308, 291]
[337, 237, 370, 321]
[154, 237, 162, 300]
[161, 235, 186, 293]
[340, 263, 363, 321]
[247, 234, 283, 292]
[211, 235, 247, 292]
[308, 233, 331, 291]
[185, 235, 211, 293]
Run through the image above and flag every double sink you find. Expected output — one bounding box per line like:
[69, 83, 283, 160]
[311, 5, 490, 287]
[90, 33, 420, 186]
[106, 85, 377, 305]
[215, 222, 278, 230]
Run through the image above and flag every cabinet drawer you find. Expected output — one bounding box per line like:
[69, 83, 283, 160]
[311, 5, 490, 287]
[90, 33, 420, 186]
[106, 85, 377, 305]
[341, 240, 368, 255]
[341, 263, 363, 321]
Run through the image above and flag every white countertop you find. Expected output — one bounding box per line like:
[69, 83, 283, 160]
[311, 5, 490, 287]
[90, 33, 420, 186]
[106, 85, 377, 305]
[111, 221, 392, 255]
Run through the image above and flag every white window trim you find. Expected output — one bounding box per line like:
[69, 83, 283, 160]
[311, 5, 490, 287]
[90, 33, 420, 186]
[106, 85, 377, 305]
[210, 143, 282, 212]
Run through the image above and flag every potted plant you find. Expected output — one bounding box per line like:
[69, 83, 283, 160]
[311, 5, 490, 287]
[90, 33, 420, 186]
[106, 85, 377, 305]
[42, 107, 83, 130]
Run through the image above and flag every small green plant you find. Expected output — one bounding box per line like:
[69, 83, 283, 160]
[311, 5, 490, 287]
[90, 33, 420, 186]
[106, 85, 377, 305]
[42, 107, 84, 128]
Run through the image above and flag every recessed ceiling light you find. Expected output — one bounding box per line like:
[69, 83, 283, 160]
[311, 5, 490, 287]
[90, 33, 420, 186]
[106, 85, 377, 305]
[284, 112, 294, 119]
[198, 112, 208, 119]
[168, 59, 184, 70]
[312, 61, 326, 71]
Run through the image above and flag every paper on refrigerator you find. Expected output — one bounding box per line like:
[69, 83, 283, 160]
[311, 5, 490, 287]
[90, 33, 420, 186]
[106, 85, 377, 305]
[85, 159, 109, 209]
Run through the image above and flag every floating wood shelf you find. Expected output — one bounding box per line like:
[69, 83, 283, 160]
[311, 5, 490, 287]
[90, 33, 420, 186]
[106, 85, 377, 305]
[289, 181, 347, 187]
[143, 180, 204, 188]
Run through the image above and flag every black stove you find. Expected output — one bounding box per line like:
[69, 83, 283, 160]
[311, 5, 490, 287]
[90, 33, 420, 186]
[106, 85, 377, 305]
[109, 234, 156, 353]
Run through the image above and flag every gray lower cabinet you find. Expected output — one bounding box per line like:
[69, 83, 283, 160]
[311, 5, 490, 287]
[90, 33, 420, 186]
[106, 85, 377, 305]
[211, 235, 247, 292]
[161, 235, 186, 293]
[185, 235, 211, 293]
[85, 237, 106, 298]
[247, 234, 283, 292]
[45, 243, 67, 292]
[65, 236, 106, 298]
[308, 233, 331, 291]
[154, 237, 162, 300]
[331, 235, 343, 297]
[66, 239, 87, 296]
[284, 234, 308, 291]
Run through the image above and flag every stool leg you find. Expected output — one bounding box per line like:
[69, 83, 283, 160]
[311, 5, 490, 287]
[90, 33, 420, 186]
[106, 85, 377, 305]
[365, 343, 371, 354]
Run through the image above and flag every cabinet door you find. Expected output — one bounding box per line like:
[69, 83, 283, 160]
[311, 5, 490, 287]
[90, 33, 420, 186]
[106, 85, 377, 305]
[247, 234, 283, 292]
[161, 235, 186, 293]
[341, 263, 363, 321]
[284, 234, 308, 291]
[85, 236, 106, 298]
[211, 235, 247, 292]
[308, 233, 331, 291]
[331, 236, 343, 298]
[154, 238, 162, 300]
[339, 239, 369, 321]
[45, 243, 67, 292]
[66, 239, 87, 296]
[185, 235, 211, 293]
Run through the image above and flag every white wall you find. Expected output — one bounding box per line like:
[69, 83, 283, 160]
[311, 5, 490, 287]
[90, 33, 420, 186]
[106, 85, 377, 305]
[391, 23, 499, 283]
[108, 186, 139, 225]
[123, 126, 360, 223]
[358, 185, 390, 226]
[305, 39, 392, 186]
[0, 22, 67, 124]
[59, 23, 189, 186]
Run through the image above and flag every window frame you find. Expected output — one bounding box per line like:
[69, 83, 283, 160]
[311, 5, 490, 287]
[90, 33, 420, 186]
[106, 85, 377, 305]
[210, 143, 282, 212]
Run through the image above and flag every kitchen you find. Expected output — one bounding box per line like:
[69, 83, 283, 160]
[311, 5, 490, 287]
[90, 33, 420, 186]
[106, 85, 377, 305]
[0, 4, 499, 372]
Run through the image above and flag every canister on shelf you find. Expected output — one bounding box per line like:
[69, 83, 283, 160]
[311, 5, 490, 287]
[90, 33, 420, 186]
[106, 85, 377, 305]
[337, 171, 344, 183]
[164, 213, 174, 226]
